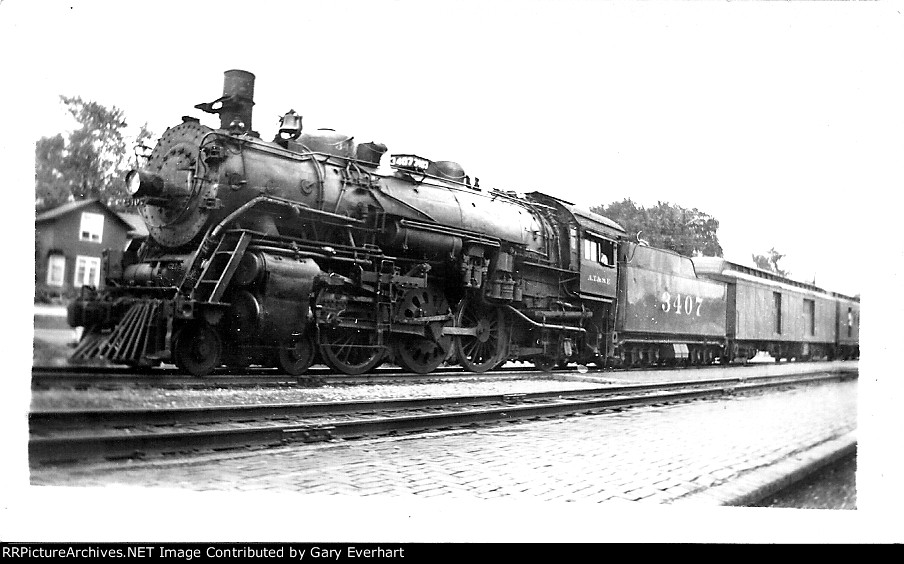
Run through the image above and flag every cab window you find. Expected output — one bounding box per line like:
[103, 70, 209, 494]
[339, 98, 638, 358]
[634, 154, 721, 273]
[583, 236, 615, 266]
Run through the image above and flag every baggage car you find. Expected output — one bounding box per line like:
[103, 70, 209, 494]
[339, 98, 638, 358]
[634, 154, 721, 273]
[692, 258, 845, 361]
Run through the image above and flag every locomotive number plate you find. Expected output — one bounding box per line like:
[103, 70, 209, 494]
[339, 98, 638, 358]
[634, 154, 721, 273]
[390, 154, 431, 172]
[660, 291, 704, 316]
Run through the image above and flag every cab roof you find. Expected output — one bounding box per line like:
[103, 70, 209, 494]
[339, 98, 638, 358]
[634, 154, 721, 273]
[528, 191, 625, 236]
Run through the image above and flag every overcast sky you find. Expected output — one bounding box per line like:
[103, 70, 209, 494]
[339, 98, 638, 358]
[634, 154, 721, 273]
[3, 0, 904, 541]
[8, 0, 902, 296]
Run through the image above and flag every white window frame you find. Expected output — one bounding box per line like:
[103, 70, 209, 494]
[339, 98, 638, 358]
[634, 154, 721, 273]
[46, 255, 66, 287]
[79, 212, 104, 243]
[74, 255, 101, 288]
[583, 239, 597, 261]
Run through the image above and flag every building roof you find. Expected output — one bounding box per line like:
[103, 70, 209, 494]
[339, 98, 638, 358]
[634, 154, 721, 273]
[35, 198, 133, 231]
[117, 212, 149, 238]
[35, 199, 97, 222]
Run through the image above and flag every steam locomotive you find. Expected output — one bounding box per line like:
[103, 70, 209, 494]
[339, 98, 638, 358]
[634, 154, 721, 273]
[67, 70, 859, 376]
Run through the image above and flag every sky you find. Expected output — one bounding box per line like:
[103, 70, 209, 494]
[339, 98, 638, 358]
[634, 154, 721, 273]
[3, 0, 904, 542]
[6, 0, 901, 296]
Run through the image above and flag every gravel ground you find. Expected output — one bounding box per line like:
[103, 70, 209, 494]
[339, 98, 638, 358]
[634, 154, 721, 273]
[750, 452, 857, 509]
[30, 377, 609, 410]
[33, 334, 77, 367]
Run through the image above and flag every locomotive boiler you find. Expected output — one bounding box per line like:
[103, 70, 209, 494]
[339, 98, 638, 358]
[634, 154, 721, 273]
[68, 70, 626, 376]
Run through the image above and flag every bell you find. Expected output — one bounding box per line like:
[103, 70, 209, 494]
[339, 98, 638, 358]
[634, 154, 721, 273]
[278, 110, 303, 140]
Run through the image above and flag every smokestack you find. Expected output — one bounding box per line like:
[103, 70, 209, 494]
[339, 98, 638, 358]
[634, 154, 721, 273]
[220, 69, 255, 133]
[194, 69, 256, 134]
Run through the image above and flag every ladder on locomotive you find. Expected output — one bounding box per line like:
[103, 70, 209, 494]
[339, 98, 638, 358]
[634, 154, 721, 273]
[374, 259, 396, 348]
[191, 231, 252, 303]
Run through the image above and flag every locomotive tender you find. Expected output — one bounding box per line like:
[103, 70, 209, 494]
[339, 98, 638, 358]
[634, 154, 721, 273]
[67, 70, 859, 376]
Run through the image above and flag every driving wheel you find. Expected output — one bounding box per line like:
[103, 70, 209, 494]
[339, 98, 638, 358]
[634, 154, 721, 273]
[319, 326, 384, 375]
[453, 298, 507, 373]
[392, 287, 452, 374]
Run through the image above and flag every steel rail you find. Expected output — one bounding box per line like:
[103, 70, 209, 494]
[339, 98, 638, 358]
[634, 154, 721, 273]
[29, 372, 849, 428]
[31, 360, 859, 390]
[29, 366, 561, 389]
[29, 371, 855, 464]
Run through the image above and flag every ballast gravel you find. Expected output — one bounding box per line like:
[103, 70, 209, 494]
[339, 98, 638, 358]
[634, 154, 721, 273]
[30, 376, 613, 410]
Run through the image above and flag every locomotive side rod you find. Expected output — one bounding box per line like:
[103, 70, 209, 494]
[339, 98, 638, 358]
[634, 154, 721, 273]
[442, 326, 479, 336]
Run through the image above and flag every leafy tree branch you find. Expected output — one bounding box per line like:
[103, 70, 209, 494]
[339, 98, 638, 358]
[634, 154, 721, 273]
[35, 96, 153, 211]
[591, 198, 723, 257]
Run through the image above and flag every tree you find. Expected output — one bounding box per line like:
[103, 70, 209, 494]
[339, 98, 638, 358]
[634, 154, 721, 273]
[752, 248, 790, 277]
[591, 198, 723, 257]
[35, 134, 69, 209]
[35, 96, 153, 211]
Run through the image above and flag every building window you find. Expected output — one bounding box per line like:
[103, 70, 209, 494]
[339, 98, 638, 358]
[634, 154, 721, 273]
[79, 212, 104, 243]
[46, 255, 65, 287]
[804, 299, 815, 336]
[74, 255, 101, 288]
[773, 292, 782, 334]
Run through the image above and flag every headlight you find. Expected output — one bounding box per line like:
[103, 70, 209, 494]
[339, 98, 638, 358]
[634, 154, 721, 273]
[126, 170, 141, 195]
[123, 169, 178, 199]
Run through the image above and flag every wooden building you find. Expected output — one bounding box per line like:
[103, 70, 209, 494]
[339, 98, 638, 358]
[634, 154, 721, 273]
[35, 199, 146, 300]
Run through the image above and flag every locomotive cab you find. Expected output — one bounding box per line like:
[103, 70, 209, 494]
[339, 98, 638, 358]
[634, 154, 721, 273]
[578, 228, 618, 299]
[522, 193, 625, 366]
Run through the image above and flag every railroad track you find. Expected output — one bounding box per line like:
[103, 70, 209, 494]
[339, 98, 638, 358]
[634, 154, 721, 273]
[31, 359, 856, 390]
[29, 370, 856, 465]
[30, 363, 555, 389]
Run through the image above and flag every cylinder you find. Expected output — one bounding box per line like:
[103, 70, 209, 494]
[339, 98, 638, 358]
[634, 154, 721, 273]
[258, 254, 321, 339]
[123, 263, 157, 284]
[234, 252, 264, 286]
[225, 290, 263, 338]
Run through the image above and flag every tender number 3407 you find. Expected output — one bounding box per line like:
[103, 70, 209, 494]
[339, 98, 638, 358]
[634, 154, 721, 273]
[660, 292, 703, 316]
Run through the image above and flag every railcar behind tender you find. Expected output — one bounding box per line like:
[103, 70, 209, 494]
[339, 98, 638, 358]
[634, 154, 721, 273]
[692, 258, 859, 361]
[832, 293, 861, 360]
